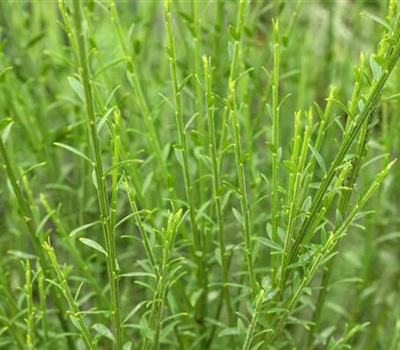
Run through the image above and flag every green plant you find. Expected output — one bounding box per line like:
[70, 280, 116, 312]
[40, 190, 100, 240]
[1, 1, 400, 349]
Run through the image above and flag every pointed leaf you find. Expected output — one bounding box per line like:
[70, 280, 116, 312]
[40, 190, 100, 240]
[173, 146, 183, 167]
[370, 54, 382, 80]
[252, 236, 283, 252]
[0, 118, 13, 133]
[308, 144, 327, 173]
[1, 119, 14, 143]
[79, 238, 107, 256]
[70, 220, 101, 237]
[54, 142, 92, 163]
[92, 323, 114, 341]
[68, 76, 84, 101]
[232, 207, 243, 225]
[362, 11, 393, 32]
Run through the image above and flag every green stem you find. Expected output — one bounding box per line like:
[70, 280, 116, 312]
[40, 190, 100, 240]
[270, 19, 280, 285]
[284, 30, 400, 282]
[165, 0, 208, 331]
[0, 134, 76, 350]
[43, 243, 96, 350]
[203, 56, 234, 326]
[67, 1, 123, 348]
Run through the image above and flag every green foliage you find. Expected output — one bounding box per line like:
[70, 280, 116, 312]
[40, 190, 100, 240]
[1, 1, 400, 349]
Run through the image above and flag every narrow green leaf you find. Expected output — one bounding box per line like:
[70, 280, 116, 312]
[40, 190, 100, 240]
[67, 76, 85, 101]
[173, 145, 183, 167]
[252, 237, 283, 252]
[218, 327, 239, 337]
[54, 142, 92, 163]
[69, 315, 82, 331]
[79, 238, 107, 256]
[326, 98, 350, 116]
[0, 118, 12, 133]
[178, 73, 193, 92]
[0, 66, 13, 80]
[370, 54, 382, 80]
[92, 323, 114, 341]
[362, 11, 393, 32]
[123, 342, 132, 350]
[199, 154, 212, 170]
[7, 250, 36, 260]
[119, 272, 156, 278]
[92, 169, 98, 190]
[229, 25, 238, 40]
[232, 207, 243, 225]
[0, 118, 13, 143]
[70, 221, 101, 237]
[103, 159, 143, 176]
[308, 144, 327, 173]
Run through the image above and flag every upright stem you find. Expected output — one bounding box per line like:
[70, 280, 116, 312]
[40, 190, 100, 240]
[68, 2, 123, 349]
[165, 0, 208, 332]
[270, 20, 280, 285]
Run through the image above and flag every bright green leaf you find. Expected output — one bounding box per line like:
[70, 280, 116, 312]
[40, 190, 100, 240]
[79, 238, 107, 256]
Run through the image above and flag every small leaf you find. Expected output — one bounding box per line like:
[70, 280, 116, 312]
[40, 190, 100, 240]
[97, 107, 115, 134]
[240, 152, 250, 165]
[237, 318, 246, 342]
[0, 118, 13, 133]
[25, 32, 46, 49]
[123, 342, 132, 350]
[190, 289, 203, 307]
[68, 76, 84, 101]
[266, 142, 277, 154]
[119, 272, 156, 278]
[103, 159, 143, 176]
[335, 209, 343, 227]
[252, 236, 283, 253]
[142, 171, 154, 194]
[0, 66, 13, 80]
[302, 196, 312, 212]
[326, 98, 350, 116]
[370, 54, 382, 80]
[0, 118, 14, 143]
[173, 145, 183, 167]
[218, 327, 239, 337]
[79, 238, 107, 256]
[92, 169, 98, 190]
[69, 315, 82, 331]
[362, 11, 393, 32]
[232, 207, 243, 225]
[8, 250, 36, 260]
[178, 73, 193, 92]
[139, 316, 153, 340]
[309, 144, 327, 173]
[228, 41, 234, 60]
[320, 227, 328, 245]
[70, 220, 101, 237]
[214, 248, 222, 266]
[199, 154, 212, 170]
[229, 24, 238, 40]
[92, 323, 114, 341]
[54, 142, 92, 163]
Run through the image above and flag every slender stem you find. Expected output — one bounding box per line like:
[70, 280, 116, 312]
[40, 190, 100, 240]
[165, 0, 207, 331]
[270, 19, 280, 285]
[283, 30, 400, 283]
[203, 56, 234, 326]
[242, 289, 265, 350]
[0, 134, 76, 350]
[229, 78, 257, 297]
[110, 1, 174, 200]
[43, 242, 96, 350]
[24, 260, 34, 350]
[67, 2, 123, 348]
